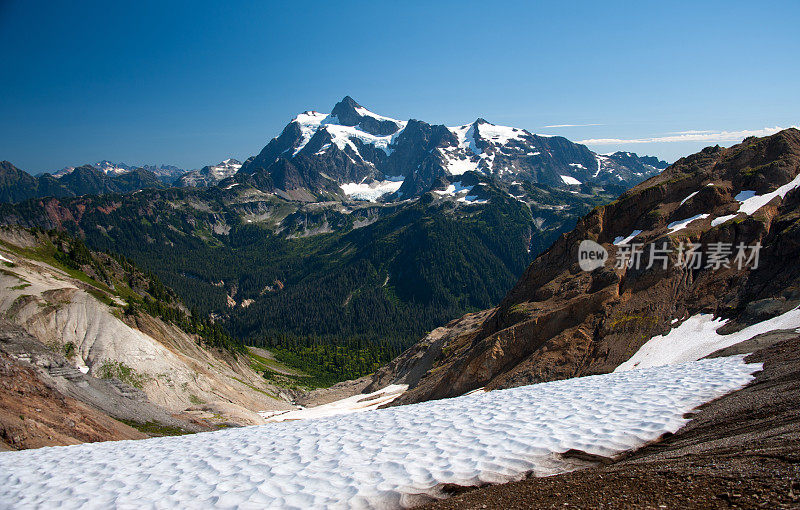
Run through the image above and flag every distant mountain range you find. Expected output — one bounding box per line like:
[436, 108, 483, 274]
[236, 96, 667, 201]
[0, 97, 671, 383]
[53, 160, 187, 182]
[0, 96, 666, 205]
[0, 161, 167, 203]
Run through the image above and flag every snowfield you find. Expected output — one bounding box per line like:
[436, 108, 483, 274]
[340, 177, 404, 201]
[735, 173, 800, 216]
[0, 356, 759, 509]
[262, 384, 408, 422]
[616, 306, 800, 371]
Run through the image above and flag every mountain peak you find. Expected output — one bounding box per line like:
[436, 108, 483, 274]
[338, 95, 360, 108]
[331, 96, 364, 126]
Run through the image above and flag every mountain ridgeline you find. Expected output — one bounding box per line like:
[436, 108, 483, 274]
[235, 96, 666, 201]
[0, 96, 666, 205]
[0, 97, 669, 382]
[366, 128, 800, 404]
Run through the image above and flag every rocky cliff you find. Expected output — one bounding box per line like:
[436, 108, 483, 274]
[372, 128, 800, 404]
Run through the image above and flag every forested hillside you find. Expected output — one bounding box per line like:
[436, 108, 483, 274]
[0, 175, 611, 359]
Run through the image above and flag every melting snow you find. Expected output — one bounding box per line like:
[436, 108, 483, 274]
[340, 177, 404, 202]
[617, 307, 800, 371]
[666, 214, 710, 234]
[434, 181, 473, 197]
[735, 173, 800, 216]
[265, 385, 408, 423]
[593, 156, 608, 178]
[560, 175, 582, 186]
[679, 191, 700, 206]
[711, 214, 738, 227]
[0, 357, 759, 509]
[458, 195, 488, 204]
[613, 230, 642, 245]
[439, 149, 479, 175]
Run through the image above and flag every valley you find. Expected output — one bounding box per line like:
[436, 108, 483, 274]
[2, 107, 799, 508]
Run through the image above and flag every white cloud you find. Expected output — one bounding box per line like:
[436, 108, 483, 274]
[667, 130, 714, 135]
[544, 123, 604, 128]
[578, 126, 797, 145]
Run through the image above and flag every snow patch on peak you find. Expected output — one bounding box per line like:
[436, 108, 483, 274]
[735, 173, 800, 216]
[667, 214, 710, 234]
[291, 110, 405, 157]
[434, 181, 473, 196]
[353, 106, 402, 124]
[475, 122, 527, 145]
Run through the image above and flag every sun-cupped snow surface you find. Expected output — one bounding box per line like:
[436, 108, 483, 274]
[616, 306, 800, 371]
[560, 175, 582, 185]
[613, 229, 642, 245]
[0, 357, 759, 510]
[735, 173, 800, 215]
[666, 213, 710, 234]
[340, 177, 404, 201]
[264, 385, 408, 423]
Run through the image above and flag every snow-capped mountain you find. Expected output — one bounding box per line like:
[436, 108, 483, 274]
[53, 160, 132, 177]
[176, 159, 242, 187]
[237, 96, 667, 201]
[53, 161, 186, 182]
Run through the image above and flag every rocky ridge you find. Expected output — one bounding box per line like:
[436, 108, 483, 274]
[371, 128, 800, 405]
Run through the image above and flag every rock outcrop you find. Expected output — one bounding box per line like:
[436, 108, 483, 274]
[374, 128, 800, 405]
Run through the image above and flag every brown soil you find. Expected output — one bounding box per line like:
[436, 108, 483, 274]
[421, 336, 800, 509]
[0, 351, 146, 450]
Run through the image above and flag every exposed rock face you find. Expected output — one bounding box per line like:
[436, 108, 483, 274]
[0, 346, 147, 451]
[0, 230, 294, 430]
[176, 159, 242, 187]
[375, 128, 800, 405]
[237, 96, 666, 201]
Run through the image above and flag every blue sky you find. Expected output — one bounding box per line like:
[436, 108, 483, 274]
[1, 0, 798, 173]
